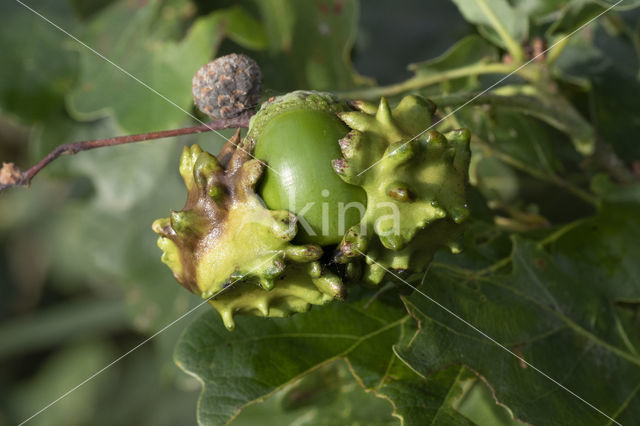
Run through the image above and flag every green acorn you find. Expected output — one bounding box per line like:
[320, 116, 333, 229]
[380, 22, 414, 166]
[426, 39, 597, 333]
[247, 91, 368, 245]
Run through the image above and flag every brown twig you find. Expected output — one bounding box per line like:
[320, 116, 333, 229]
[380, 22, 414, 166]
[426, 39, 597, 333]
[0, 113, 252, 193]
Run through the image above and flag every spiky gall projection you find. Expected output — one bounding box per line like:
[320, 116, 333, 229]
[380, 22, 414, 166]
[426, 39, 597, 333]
[332, 96, 471, 284]
[152, 132, 344, 329]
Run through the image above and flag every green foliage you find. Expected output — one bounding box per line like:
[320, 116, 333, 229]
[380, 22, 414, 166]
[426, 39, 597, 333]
[451, 0, 529, 59]
[66, 0, 264, 133]
[174, 297, 407, 424]
[249, 0, 371, 91]
[409, 36, 500, 94]
[397, 203, 640, 425]
[0, 0, 78, 122]
[2, 0, 640, 425]
[231, 361, 398, 426]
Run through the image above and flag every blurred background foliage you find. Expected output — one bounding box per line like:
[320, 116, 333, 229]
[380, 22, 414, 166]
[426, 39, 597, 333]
[1, 0, 639, 425]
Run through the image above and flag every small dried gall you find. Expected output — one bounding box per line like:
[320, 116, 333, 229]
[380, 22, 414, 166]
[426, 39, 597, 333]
[192, 53, 262, 119]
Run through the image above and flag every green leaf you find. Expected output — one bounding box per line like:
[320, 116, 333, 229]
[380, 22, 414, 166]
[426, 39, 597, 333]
[455, 378, 525, 425]
[174, 298, 408, 425]
[513, 0, 570, 19]
[231, 361, 398, 426]
[67, 0, 239, 133]
[0, 0, 79, 122]
[175, 293, 507, 425]
[478, 111, 563, 174]
[411, 36, 499, 75]
[220, 6, 268, 51]
[547, 0, 608, 36]
[395, 202, 640, 425]
[437, 89, 596, 155]
[496, 92, 596, 156]
[513, 0, 639, 21]
[450, 0, 528, 59]
[409, 36, 500, 94]
[376, 360, 476, 425]
[553, 20, 640, 161]
[250, 0, 371, 91]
